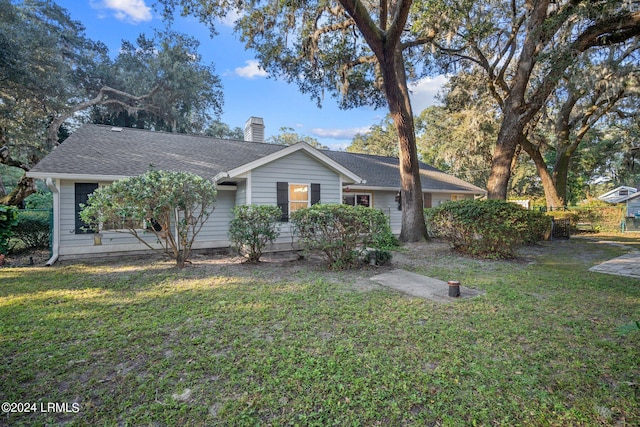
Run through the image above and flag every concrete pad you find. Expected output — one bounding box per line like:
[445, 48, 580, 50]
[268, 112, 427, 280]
[588, 251, 640, 279]
[370, 269, 485, 303]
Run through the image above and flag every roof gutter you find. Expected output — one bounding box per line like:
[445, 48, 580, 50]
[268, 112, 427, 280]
[213, 171, 230, 184]
[44, 178, 59, 266]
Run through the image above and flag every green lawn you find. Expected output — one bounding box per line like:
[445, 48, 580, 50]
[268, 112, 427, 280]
[1, 238, 638, 426]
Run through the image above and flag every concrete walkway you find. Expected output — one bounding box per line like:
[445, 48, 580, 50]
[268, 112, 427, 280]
[370, 269, 485, 303]
[588, 251, 640, 279]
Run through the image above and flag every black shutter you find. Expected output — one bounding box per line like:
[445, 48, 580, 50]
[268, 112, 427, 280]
[311, 183, 320, 205]
[277, 182, 289, 221]
[75, 183, 99, 233]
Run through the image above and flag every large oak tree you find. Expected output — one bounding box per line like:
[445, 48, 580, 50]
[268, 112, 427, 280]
[0, 1, 223, 205]
[159, 0, 442, 241]
[431, 0, 640, 201]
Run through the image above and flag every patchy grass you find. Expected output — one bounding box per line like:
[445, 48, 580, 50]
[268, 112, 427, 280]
[0, 238, 638, 426]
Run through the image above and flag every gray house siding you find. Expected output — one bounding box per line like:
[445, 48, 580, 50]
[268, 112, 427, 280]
[235, 181, 247, 205]
[27, 124, 487, 262]
[190, 188, 234, 249]
[627, 197, 640, 218]
[57, 179, 234, 259]
[59, 180, 163, 257]
[250, 151, 341, 205]
[370, 190, 401, 235]
[251, 150, 342, 242]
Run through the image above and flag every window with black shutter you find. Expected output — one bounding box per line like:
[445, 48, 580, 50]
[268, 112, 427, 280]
[276, 182, 289, 221]
[75, 183, 99, 233]
[277, 182, 320, 222]
[311, 183, 320, 205]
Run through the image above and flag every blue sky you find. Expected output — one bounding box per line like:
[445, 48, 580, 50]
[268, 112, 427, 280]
[55, 0, 445, 150]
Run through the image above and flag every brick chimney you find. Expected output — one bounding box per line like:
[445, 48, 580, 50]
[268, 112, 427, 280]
[244, 117, 265, 143]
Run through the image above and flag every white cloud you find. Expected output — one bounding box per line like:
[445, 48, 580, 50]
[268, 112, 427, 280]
[235, 60, 268, 79]
[219, 8, 243, 27]
[91, 0, 152, 23]
[408, 75, 448, 112]
[310, 126, 371, 140]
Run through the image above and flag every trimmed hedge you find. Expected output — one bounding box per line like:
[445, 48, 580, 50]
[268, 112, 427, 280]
[291, 204, 395, 269]
[425, 199, 551, 259]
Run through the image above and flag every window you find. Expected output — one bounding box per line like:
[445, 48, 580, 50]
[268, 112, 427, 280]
[343, 193, 372, 207]
[75, 182, 145, 233]
[289, 184, 310, 213]
[103, 214, 145, 231]
[423, 193, 432, 209]
[277, 182, 321, 221]
[75, 183, 99, 233]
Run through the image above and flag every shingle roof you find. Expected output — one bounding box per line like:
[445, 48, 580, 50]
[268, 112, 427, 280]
[29, 124, 285, 180]
[323, 150, 486, 194]
[29, 124, 486, 194]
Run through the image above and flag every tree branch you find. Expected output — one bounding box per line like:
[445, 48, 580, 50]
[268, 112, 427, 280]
[46, 84, 165, 147]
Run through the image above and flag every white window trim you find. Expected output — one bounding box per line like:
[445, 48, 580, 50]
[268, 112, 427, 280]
[289, 183, 311, 216]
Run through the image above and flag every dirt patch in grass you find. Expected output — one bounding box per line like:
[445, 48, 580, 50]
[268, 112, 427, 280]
[1, 249, 50, 268]
[46, 240, 458, 291]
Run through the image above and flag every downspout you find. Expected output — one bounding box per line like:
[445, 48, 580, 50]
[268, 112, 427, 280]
[45, 178, 60, 266]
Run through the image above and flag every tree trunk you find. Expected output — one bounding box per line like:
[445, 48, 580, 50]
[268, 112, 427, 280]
[382, 48, 427, 242]
[552, 149, 572, 206]
[521, 139, 564, 208]
[487, 112, 523, 200]
[339, 0, 427, 242]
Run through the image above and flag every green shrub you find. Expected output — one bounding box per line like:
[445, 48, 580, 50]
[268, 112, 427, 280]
[573, 205, 625, 232]
[81, 170, 216, 268]
[523, 210, 553, 244]
[11, 210, 50, 250]
[228, 205, 282, 263]
[291, 204, 393, 269]
[0, 205, 19, 255]
[364, 248, 392, 266]
[545, 210, 579, 227]
[24, 190, 53, 210]
[425, 199, 551, 259]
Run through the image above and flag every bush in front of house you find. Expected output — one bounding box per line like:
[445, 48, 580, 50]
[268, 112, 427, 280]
[425, 199, 551, 259]
[11, 210, 50, 250]
[228, 204, 282, 263]
[291, 204, 394, 269]
[80, 170, 217, 268]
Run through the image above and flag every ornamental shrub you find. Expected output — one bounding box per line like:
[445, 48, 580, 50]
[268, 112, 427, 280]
[0, 205, 19, 255]
[425, 199, 551, 259]
[80, 170, 216, 267]
[291, 204, 394, 269]
[228, 205, 282, 263]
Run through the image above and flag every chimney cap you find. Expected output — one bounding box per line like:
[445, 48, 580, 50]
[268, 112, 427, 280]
[246, 116, 264, 125]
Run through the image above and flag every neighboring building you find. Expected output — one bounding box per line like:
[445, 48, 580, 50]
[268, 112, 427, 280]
[27, 119, 486, 263]
[597, 186, 638, 204]
[618, 191, 640, 232]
